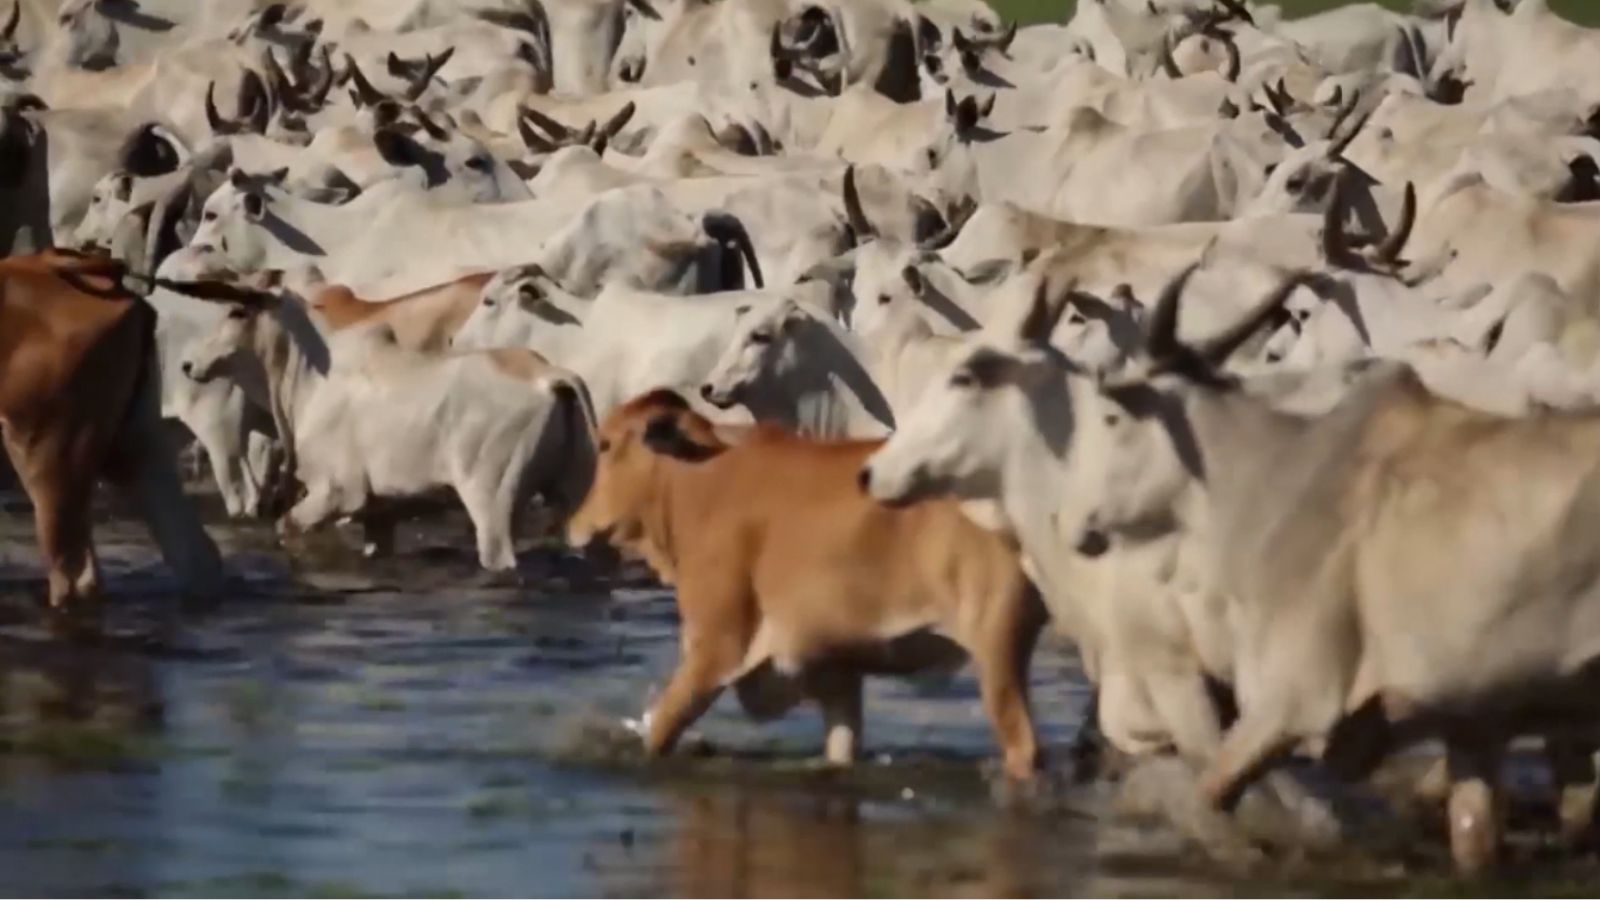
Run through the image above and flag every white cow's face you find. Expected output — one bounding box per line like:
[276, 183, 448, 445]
[182, 304, 260, 385]
[453, 266, 574, 350]
[1078, 377, 1198, 544]
[189, 172, 284, 273]
[74, 171, 135, 251]
[51, 0, 121, 69]
[700, 299, 806, 409]
[863, 335, 1064, 506]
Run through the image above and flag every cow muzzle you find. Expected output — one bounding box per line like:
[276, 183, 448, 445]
[698, 382, 738, 410]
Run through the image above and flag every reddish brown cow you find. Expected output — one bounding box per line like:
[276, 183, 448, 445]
[567, 389, 1047, 779]
[306, 271, 493, 351]
[0, 250, 221, 608]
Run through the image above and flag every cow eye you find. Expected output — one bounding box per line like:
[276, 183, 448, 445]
[202, 211, 218, 222]
[750, 331, 773, 345]
[466, 156, 491, 172]
[482, 297, 496, 307]
[877, 293, 891, 305]
[597, 439, 612, 453]
[949, 371, 974, 388]
[1068, 311, 1086, 325]
[1103, 413, 1120, 426]
[227, 306, 250, 320]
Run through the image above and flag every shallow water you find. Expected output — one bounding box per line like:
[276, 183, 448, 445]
[0, 500, 1596, 897]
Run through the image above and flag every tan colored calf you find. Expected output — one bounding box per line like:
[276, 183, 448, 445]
[567, 389, 1046, 778]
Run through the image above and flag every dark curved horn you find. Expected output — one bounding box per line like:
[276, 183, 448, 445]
[1264, 77, 1291, 115]
[1211, 28, 1240, 81]
[702, 212, 764, 289]
[205, 81, 232, 133]
[303, 45, 335, 108]
[1321, 166, 1357, 267]
[1144, 263, 1200, 363]
[1327, 108, 1371, 159]
[717, 122, 755, 155]
[1, 0, 19, 42]
[841, 165, 876, 239]
[261, 47, 292, 102]
[346, 56, 386, 107]
[403, 47, 454, 101]
[995, 20, 1017, 52]
[626, 0, 661, 21]
[1198, 272, 1311, 367]
[521, 104, 571, 140]
[1212, 0, 1254, 26]
[1375, 181, 1417, 264]
[600, 101, 636, 139]
[1159, 33, 1184, 78]
[414, 108, 449, 141]
[517, 114, 557, 153]
[244, 84, 269, 135]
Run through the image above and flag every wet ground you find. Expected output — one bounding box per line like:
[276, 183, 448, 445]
[2, 498, 1599, 897]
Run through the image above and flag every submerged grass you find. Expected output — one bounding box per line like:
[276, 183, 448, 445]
[986, 0, 1600, 26]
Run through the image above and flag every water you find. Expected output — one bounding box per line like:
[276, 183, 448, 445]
[0, 502, 1596, 897]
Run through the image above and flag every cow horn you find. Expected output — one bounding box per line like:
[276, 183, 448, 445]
[1019, 277, 1076, 345]
[702, 212, 764, 289]
[261, 47, 292, 100]
[994, 20, 1017, 52]
[303, 45, 335, 108]
[414, 108, 448, 142]
[1159, 32, 1184, 79]
[1212, 0, 1254, 26]
[1328, 112, 1372, 162]
[517, 114, 557, 153]
[1144, 263, 1200, 364]
[574, 120, 597, 148]
[752, 121, 778, 155]
[403, 47, 454, 101]
[952, 26, 975, 55]
[244, 84, 269, 135]
[600, 101, 636, 139]
[346, 56, 385, 107]
[841, 165, 876, 239]
[520, 104, 571, 140]
[769, 22, 803, 63]
[1264, 77, 1291, 115]
[1197, 272, 1312, 368]
[1321, 166, 1360, 267]
[1210, 28, 1240, 81]
[1375, 181, 1417, 265]
[205, 81, 232, 133]
[2, 0, 19, 42]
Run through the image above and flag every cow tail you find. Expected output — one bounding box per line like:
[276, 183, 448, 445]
[547, 372, 599, 519]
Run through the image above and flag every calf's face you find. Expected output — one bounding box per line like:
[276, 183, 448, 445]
[182, 304, 259, 383]
[566, 390, 723, 552]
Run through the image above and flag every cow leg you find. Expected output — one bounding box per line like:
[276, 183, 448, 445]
[1200, 710, 1295, 811]
[282, 482, 339, 537]
[108, 374, 224, 601]
[359, 509, 397, 559]
[5, 430, 99, 608]
[644, 629, 746, 757]
[179, 384, 255, 519]
[459, 480, 516, 572]
[970, 589, 1045, 781]
[805, 666, 863, 766]
[1444, 736, 1503, 874]
[1546, 736, 1598, 846]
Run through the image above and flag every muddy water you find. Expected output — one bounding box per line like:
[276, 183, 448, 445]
[0, 502, 1595, 897]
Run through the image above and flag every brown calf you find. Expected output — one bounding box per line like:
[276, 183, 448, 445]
[0, 250, 221, 607]
[567, 389, 1047, 779]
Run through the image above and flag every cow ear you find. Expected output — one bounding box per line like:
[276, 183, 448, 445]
[372, 128, 418, 166]
[516, 280, 544, 310]
[901, 265, 926, 296]
[229, 168, 249, 189]
[1018, 277, 1072, 344]
[641, 413, 720, 462]
[242, 191, 267, 221]
[267, 167, 289, 185]
[112, 171, 133, 202]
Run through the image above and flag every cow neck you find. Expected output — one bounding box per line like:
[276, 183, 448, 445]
[634, 453, 692, 585]
[773, 318, 894, 438]
[992, 371, 1103, 649]
[257, 289, 334, 453]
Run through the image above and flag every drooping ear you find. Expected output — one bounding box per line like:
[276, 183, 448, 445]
[641, 412, 721, 462]
[242, 190, 267, 221]
[901, 265, 926, 296]
[373, 128, 421, 167]
[267, 166, 289, 185]
[229, 167, 249, 189]
[112, 171, 134, 202]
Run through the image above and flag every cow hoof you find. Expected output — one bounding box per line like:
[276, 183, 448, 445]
[1447, 782, 1499, 874]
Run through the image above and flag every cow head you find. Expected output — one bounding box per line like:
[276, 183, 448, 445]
[188, 168, 291, 272]
[182, 298, 267, 384]
[373, 109, 530, 202]
[566, 388, 725, 554]
[699, 299, 810, 410]
[1079, 267, 1314, 549]
[74, 170, 137, 251]
[453, 264, 580, 350]
[49, 0, 174, 70]
[861, 277, 1080, 507]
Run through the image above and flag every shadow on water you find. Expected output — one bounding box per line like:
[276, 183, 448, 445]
[0, 501, 1598, 896]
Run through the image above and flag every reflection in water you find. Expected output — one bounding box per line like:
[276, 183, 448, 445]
[0, 509, 1595, 896]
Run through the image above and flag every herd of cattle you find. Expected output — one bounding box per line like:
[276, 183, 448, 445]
[6, 0, 1600, 876]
